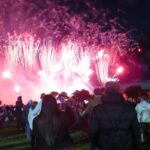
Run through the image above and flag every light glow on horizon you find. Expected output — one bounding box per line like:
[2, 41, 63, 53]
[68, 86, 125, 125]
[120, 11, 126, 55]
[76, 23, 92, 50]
[2, 34, 128, 104]
[117, 66, 124, 74]
[4, 36, 93, 99]
[0, 0, 140, 104]
[14, 85, 21, 93]
[2, 70, 12, 79]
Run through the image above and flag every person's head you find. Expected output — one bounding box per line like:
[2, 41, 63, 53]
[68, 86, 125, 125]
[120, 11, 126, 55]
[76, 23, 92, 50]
[40, 93, 45, 100]
[37, 94, 60, 146]
[141, 92, 149, 102]
[17, 96, 22, 101]
[105, 81, 120, 95]
[32, 101, 38, 109]
[0, 100, 2, 105]
[40, 94, 58, 116]
[50, 91, 58, 98]
[16, 96, 23, 106]
[27, 100, 32, 107]
[94, 88, 105, 95]
[101, 82, 125, 104]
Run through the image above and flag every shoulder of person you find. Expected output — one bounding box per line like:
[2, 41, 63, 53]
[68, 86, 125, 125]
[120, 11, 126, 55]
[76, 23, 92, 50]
[92, 104, 103, 113]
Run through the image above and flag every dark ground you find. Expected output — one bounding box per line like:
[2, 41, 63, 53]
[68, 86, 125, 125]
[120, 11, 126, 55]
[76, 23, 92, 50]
[0, 121, 150, 150]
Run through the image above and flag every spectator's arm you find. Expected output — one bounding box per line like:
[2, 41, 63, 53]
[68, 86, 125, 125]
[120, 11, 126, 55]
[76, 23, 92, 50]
[32, 101, 42, 116]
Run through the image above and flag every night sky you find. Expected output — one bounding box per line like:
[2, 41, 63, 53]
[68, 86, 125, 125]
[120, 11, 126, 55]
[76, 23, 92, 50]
[94, 0, 150, 39]
[0, 0, 150, 81]
[65, 0, 150, 80]
[94, 0, 150, 81]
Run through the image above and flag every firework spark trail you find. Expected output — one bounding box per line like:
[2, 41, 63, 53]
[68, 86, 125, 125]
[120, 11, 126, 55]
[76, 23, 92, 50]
[60, 41, 78, 73]
[95, 50, 110, 84]
[20, 39, 92, 93]
[6, 34, 40, 71]
[77, 50, 91, 77]
[5, 33, 121, 93]
[60, 41, 91, 79]
[0, 0, 141, 105]
[39, 41, 57, 74]
[21, 35, 40, 70]
[6, 34, 22, 68]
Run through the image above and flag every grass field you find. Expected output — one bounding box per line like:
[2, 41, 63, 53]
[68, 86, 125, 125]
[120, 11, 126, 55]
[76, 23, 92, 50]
[0, 121, 150, 150]
[0, 121, 89, 150]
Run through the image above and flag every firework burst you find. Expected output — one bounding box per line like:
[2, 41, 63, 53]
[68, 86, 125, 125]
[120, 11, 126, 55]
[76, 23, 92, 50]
[0, 0, 140, 104]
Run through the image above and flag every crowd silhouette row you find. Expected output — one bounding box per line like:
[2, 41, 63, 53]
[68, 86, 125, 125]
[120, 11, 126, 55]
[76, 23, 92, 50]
[0, 82, 150, 150]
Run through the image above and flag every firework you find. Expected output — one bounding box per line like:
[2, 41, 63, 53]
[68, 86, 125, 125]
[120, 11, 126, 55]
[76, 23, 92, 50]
[0, 0, 139, 104]
[6, 33, 40, 70]
[95, 50, 110, 84]
[2, 70, 12, 79]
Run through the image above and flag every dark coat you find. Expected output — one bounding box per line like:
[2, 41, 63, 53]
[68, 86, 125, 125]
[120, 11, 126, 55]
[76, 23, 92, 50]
[89, 93, 141, 150]
[33, 112, 72, 150]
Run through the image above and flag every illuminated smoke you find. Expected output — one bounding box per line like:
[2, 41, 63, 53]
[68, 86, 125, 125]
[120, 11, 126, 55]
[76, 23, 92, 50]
[4, 36, 93, 97]
[3, 33, 131, 102]
[0, 1, 140, 104]
[2, 70, 12, 79]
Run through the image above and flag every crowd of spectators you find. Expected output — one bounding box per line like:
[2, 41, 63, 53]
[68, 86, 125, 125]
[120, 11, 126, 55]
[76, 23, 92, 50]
[0, 82, 150, 150]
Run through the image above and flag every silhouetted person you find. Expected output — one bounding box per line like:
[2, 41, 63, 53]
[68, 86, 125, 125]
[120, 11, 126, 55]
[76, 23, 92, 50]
[14, 96, 25, 130]
[89, 82, 141, 150]
[33, 94, 72, 150]
[0, 100, 4, 126]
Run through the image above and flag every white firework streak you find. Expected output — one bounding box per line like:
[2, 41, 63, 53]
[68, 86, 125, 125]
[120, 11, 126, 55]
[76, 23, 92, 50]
[60, 41, 91, 78]
[6, 34, 22, 68]
[6, 34, 39, 70]
[95, 50, 110, 84]
[59, 41, 92, 91]
[39, 41, 57, 74]
[60, 41, 79, 72]
[21, 35, 40, 70]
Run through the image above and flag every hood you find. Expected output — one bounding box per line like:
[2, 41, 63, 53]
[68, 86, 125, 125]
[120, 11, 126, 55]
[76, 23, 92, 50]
[137, 100, 150, 109]
[101, 93, 124, 105]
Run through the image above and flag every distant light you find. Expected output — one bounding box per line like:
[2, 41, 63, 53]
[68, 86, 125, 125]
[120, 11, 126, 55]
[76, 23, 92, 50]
[38, 70, 46, 77]
[57, 100, 61, 104]
[84, 100, 89, 104]
[116, 66, 124, 74]
[104, 54, 109, 58]
[83, 77, 89, 82]
[108, 77, 119, 82]
[85, 69, 93, 76]
[138, 48, 142, 52]
[14, 85, 21, 93]
[97, 50, 104, 57]
[63, 70, 70, 77]
[2, 70, 12, 79]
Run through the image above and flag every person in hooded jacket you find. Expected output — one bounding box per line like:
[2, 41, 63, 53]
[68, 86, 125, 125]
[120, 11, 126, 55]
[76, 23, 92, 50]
[135, 92, 150, 123]
[135, 92, 150, 143]
[89, 82, 141, 150]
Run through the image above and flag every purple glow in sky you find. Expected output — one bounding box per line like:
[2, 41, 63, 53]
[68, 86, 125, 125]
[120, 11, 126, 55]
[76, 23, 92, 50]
[0, 0, 140, 104]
